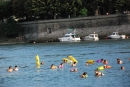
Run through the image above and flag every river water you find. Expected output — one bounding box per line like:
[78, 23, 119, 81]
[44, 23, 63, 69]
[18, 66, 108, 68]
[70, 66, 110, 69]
[0, 39, 130, 87]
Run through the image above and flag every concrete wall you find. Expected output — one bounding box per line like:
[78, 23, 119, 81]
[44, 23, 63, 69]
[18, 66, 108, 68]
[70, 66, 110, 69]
[20, 14, 130, 42]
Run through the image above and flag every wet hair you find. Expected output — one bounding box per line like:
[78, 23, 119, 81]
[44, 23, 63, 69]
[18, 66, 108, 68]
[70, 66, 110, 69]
[121, 66, 124, 69]
[83, 72, 87, 75]
[117, 58, 121, 61]
[95, 70, 98, 71]
[15, 66, 17, 67]
[9, 66, 12, 69]
[101, 59, 104, 62]
[104, 60, 107, 62]
[51, 64, 54, 67]
[41, 62, 44, 64]
[96, 73, 98, 75]
[117, 59, 121, 64]
[74, 62, 76, 64]
[101, 59, 104, 60]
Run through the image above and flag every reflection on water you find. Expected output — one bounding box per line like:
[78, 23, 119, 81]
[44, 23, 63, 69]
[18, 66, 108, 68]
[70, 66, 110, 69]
[0, 39, 130, 87]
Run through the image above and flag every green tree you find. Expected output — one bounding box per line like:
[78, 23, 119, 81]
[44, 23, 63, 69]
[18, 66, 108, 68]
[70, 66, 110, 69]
[43, 0, 61, 19]
[6, 0, 130, 20]
[79, 7, 88, 16]
[0, 0, 12, 22]
[70, 0, 83, 17]
[11, 0, 26, 18]
[115, 0, 125, 13]
[82, 0, 96, 16]
[59, 0, 82, 18]
[24, 0, 33, 20]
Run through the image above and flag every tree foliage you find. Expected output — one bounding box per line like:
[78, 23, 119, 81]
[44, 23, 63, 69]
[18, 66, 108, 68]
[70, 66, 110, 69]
[0, 0, 12, 21]
[0, 0, 130, 38]
[0, 17, 19, 37]
[5, 0, 130, 19]
[79, 7, 88, 16]
[0, 0, 130, 20]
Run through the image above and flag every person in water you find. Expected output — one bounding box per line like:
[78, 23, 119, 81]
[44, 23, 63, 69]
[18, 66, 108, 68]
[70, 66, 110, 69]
[121, 66, 124, 70]
[95, 70, 104, 76]
[81, 72, 88, 78]
[7, 66, 13, 72]
[117, 58, 123, 64]
[13, 66, 18, 71]
[103, 60, 108, 65]
[50, 64, 57, 69]
[70, 68, 78, 72]
[41, 62, 44, 65]
[58, 63, 64, 68]
[101, 59, 104, 63]
[86, 62, 89, 66]
[72, 62, 77, 67]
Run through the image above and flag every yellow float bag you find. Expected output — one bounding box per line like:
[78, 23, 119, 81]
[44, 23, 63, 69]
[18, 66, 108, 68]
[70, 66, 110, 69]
[36, 55, 40, 66]
[86, 60, 94, 64]
[98, 66, 104, 70]
[62, 58, 71, 62]
[68, 55, 78, 63]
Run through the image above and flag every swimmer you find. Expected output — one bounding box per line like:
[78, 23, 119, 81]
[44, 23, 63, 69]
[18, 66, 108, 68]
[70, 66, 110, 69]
[117, 58, 123, 64]
[41, 62, 44, 65]
[50, 64, 57, 69]
[86, 62, 88, 66]
[103, 60, 108, 65]
[95, 70, 104, 76]
[101, 59, 104, 63]
[13, 66, 18, 71]
[121, 66, 124, 70]
[70, 68, 78, 72]
[72, 62, 77, 67]
[81, 72, 88, 78]
[58, 63, 64, 68]
[7, 66, 13, 72]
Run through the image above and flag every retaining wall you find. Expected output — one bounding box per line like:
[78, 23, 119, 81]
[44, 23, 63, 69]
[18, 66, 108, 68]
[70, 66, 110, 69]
[20, 14, 130, 42]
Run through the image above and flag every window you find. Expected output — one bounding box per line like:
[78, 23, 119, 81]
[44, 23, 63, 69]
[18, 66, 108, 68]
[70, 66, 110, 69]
[47, 28, 52, 33]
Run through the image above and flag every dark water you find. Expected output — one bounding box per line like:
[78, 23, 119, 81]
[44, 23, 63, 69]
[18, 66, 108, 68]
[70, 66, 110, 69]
[0, 39, 130, 87]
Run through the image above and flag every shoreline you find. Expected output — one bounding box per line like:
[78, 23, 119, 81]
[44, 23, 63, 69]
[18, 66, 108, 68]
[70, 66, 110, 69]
[0, 38, 26, 45]
[0, 42, 26, 45]
[0, 37, 129, 45]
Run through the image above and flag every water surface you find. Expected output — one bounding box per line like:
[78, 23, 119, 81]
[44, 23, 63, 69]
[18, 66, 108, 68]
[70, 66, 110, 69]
[0, 39, 130, 87]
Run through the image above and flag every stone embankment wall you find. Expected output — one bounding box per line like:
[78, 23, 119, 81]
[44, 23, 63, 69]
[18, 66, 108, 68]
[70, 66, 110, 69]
[20, 14, 130, 42]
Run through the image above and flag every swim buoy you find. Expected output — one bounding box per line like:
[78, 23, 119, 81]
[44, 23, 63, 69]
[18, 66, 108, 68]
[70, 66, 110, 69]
[86, 60, 94, 64]
[62, 58, 71, 63]
[68, 55, 78, 63]
[98, 66, 104, 70]
[36, 55, 40, 67]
